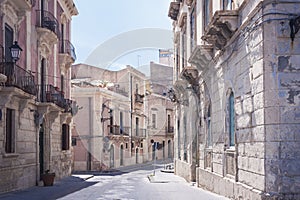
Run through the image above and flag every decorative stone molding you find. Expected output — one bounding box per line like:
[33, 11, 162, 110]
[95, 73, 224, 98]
[60, 112, 72, 124]
[174, 79, 188, 95]
[59, 54, 73, 73]
[178, 13, 187, 28]
[180, 66, 198, 85]
[7, 0, 33, 11]
[47, 110, 60, 125]
[186, 0, 194, 7]
[36, 28, 58, 54]
[202, 10, 239, 50]
[188, 45, 213, 72]
[61, 0, 79, 17]
[168, 1, 180, 20]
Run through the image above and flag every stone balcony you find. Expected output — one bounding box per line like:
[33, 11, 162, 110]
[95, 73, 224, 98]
[2, 0, 35, 11]
[168, 1, 180, 20]
[36, 10, 60, 46]
[188, 45, 213, 72]
[202, 10, 239, 50]
[59, 40, 76, 71]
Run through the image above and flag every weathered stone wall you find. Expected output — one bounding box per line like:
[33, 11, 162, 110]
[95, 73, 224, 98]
[262, 2, 300, 199]
[0, 99, 37, 193]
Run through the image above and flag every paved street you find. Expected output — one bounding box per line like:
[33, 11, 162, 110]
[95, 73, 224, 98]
[0, 163, 228, 200]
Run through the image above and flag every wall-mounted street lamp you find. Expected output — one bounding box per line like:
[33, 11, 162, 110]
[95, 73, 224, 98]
[9, 41, 23, 62]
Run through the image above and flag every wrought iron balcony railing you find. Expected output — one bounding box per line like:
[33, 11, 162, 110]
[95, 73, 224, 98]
[0, 62, 36, 95]
[59, 40, 76, 61]
[108, 125, 130, 136]
[166, 126, 174, 134]
[36, 84, 77, 114]
[134, 128, 146, 138]
[36, 10, 60, 37]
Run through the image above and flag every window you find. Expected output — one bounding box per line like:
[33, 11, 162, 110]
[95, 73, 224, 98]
[207, 105, 212, 147]
[71, 137, 77, 146]
[135, 83, 139, 94]
[222, 0, 232, 10]
[204, 0, 212, 27]
[181, 26, 187, 68]
[62, 124, 70, 150]
[61, 75, 64, 93]
[109, 109, 113, 133]
[229, 92, 235, 146]
[5, 24, 13, 62]
[176, 46, 180, 80]
[152, 113, 156, 129]
[5, 108, 15, 153]
[120, 111, 123, 134]
[135, 117, 139, 136]
[167, 114, 171, 132]
[190, 7, 196, 51]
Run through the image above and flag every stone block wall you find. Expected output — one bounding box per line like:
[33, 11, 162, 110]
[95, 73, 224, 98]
[262, 2, 300, 198]
[0, 100, 38, 193]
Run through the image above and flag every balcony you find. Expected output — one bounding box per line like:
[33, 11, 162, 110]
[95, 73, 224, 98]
[188, 45, 213, 72]
[4, 0, 35, 11]
[166, 126, 174, 134]
[135, 93, 144, 104]
[59, 40, 76, 63]
[108, 125, 130, 136]
[107, 86, 128, 97]
[202, 10, 239, 50]
[37, 84, 77, 114]
[134, 128, 146, 138]
[36, 10, 60, 45]
[168, 1, 180, 20]
[0, 62, 36, 95]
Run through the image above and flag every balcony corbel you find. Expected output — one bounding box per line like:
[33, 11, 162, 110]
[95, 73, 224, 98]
[202, 10, 239, 50]
[180, 66, 198, 85]
[189, 45, 213, 72]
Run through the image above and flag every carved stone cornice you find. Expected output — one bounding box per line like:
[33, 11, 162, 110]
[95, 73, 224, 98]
[188, 45, 213, 72]
[61, 0, 79, 16]
[202, 10, 239, 50]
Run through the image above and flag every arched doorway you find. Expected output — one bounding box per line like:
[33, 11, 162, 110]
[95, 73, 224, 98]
[110, 145, 114, 168]
[120, 144, 124, 166]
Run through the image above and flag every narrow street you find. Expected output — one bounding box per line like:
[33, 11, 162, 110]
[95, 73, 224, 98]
[0, 163, 228, 200]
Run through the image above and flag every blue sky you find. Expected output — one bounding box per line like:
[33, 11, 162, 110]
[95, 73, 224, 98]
[71, 0, 173, 69]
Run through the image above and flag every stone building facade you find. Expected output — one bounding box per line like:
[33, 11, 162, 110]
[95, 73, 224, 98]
[169, 0, 300, 199]
[146, 62, 174, 162]
[0, 0, 78, 193]
[71, 64, 148, 170]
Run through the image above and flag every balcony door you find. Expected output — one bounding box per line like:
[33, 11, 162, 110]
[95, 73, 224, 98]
[5, 24, 13, 62]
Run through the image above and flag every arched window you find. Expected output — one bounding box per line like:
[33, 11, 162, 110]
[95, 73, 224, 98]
[229, 92, 235, 146]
